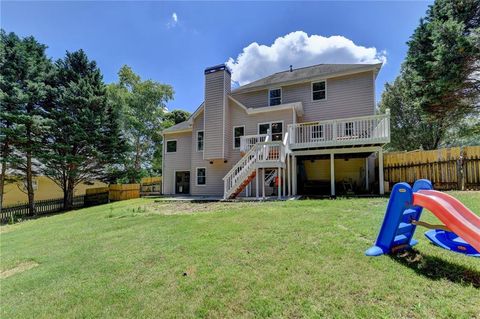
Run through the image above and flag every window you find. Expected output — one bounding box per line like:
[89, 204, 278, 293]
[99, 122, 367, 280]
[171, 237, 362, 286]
[269, 88, 282, 106]
[197, 131, 204, 151]
[311, 125, 324, 140]
[166, 140, 177, 153]
[258, 122, 283, 141]
[233, 126, 245, 149]
[344, 122, 354, 136]
[312, 81, 326, 101]
[196, 168, 206, 185]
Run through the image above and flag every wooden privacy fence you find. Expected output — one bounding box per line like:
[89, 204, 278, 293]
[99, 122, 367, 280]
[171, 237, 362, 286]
[0, 192, 109, 224]
[140, 176, 162, 196]
[109, 184, 140, 201]
[383, 146, 480, 190]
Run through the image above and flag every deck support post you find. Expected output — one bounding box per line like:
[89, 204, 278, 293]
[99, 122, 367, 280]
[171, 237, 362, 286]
[292, 156, 297, 196]
[379, 148, 384, 195]
[286, 155, 290, 197]
[262, 168, 266, 199]
[330, 153, 335, 197]
[282, 166, 286, 198]
[277, 167, 281, 199]
[256, 167, 259, 199]
[365, 157, 369, 191]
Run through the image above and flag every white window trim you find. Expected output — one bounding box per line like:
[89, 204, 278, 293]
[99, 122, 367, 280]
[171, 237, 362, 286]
[258, 120, 285, 140]
[232, 125, 245, 149]
[268, 88, 282, 106]
[196, 167, 207, 186]
[196, 130, 204, 152]
[311, 80, 327, 102]
[166, 139, 178, 153]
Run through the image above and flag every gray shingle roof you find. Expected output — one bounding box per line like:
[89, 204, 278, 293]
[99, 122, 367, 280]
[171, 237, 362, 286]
[162, 120, 191, 133]
[233, 63, 382, 93]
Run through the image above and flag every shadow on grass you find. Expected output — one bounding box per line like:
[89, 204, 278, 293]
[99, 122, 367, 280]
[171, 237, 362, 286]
[391, 248, 480, 288]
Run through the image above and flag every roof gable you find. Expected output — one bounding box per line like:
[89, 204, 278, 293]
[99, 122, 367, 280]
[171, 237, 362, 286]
[233, 63, 382, 93]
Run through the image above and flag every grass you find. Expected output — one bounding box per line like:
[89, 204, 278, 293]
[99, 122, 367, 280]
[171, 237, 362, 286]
[1, 192, 479, 318]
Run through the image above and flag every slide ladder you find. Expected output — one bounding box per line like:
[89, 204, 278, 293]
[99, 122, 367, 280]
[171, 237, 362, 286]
[366, 179, 479, 257]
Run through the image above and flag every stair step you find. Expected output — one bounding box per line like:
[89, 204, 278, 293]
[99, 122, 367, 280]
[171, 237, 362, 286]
[396, 222, 413, 235]
[402, 208, 417, 218]
[393, 234, 410, 246]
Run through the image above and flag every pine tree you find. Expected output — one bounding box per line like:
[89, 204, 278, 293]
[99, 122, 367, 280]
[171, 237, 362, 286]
[41, 50, 125, 209]
[0, 30, 51, 213]
[381, 0, 480, 150]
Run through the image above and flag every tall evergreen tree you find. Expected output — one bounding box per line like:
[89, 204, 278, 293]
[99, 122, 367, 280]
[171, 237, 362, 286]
[381, 0, 480, 150]
[0, 30, 51, 213]
[41, 50, 125, 209]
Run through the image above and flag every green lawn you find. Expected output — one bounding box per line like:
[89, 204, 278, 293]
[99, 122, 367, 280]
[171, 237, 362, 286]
[1, 193, 479, 318]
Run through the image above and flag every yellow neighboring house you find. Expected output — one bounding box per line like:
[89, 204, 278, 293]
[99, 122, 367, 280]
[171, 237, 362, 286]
[3, 176, 107, 206]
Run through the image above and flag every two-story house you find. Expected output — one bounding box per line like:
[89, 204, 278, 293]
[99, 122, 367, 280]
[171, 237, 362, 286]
[161, 63, 390, 199]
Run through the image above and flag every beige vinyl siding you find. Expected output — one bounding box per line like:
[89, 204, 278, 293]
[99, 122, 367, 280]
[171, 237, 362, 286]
[223, 71, 232, 158]
[229, 100, 294, 196]
[190, 109, 236, 196]
[163, 131, 192, 195]
[231, 71, 375, 122]
[204, 71, 226, 159]
[282, 71, 375, 122]
[230, 89, 268, 109]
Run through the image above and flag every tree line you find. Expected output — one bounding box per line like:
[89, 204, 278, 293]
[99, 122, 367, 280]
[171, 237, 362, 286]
[0, 30, 189, 212]
[379, 0, 480, 151]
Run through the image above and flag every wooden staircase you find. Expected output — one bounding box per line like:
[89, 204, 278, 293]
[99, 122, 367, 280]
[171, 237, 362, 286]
[223, 139, 286, 199]
[228, 170, 257, 199]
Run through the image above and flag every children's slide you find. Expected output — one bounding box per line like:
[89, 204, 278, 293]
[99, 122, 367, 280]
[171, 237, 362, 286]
[365, 179, 480, 257]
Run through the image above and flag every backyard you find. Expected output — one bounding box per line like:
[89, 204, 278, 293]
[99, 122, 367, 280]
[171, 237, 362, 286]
[1, 193, 479, 318]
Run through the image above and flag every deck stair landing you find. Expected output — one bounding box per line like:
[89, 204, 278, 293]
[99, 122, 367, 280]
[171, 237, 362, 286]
[223, 138, 286, 199]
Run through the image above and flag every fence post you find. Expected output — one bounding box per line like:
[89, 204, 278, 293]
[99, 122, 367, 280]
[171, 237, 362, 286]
[457, 146, 465, 191]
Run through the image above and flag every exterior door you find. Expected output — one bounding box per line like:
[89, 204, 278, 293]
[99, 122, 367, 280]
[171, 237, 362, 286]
[175, 171, 190, 194]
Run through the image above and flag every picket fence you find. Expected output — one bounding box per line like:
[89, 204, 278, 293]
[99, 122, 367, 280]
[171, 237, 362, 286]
[0, 192, 109, 224]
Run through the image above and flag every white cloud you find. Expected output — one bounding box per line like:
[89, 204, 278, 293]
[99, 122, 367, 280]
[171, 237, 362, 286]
[167, 12, 178, 28]
[226, 31, 387, 86]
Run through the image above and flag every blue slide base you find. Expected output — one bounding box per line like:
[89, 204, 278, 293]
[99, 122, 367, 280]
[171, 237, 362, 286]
[365, 239, 418, 256]
[425, 230, 480, 257]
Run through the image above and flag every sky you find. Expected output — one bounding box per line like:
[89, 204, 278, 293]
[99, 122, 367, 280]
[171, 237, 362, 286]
[1, 1, 433, 113]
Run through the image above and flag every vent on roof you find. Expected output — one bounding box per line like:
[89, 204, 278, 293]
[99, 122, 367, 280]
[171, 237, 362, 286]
[289, 65, 293, 72]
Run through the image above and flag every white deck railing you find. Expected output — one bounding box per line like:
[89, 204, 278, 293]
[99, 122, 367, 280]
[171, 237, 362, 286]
[223, 140, 285, 199]
[240, 134, 269, 153]
[288, 113, 390, 149]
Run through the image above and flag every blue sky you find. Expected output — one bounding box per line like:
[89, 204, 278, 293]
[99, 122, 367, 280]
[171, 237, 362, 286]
[1, 1, 432, 113]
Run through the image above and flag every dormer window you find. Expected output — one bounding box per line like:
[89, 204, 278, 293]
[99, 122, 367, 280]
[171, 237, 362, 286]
[269, 88, 282, 106]
[312, 81, 326, 101]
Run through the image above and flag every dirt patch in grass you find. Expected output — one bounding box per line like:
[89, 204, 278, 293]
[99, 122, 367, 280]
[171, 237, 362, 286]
[1, 261, 39, 279]
[145, 201, 264, 216]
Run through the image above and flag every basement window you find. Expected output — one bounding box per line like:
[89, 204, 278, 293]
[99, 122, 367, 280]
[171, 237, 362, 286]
[269, 88, 282, 106]
[196, 168, 206, 185]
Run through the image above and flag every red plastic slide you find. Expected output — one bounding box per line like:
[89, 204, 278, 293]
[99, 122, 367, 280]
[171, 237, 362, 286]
[413, 190, 480, 253]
